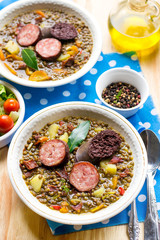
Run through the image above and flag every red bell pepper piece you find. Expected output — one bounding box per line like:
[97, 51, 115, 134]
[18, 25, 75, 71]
[118, 187, 125, 195]
[51, 205, 61, 210]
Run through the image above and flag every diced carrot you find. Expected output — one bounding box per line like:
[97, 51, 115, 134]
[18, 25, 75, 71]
[35, 10, 45, 18]
[67, 45, 79, 56]
[29, 70, 52, 81]
[61, 201, 69, 207]
[0, 49, 5, 61]
[112, 176, 118, 189]
[52, 69, 68, 75]
[35, 136, 48, 145]
[90, 204, 105, 213]
[25, 67, 33, 76]
[7, 54, 23, 61]
[4, 63, 17, 75]
[60, 206, 69, 213]
[75, 40, 82, 48]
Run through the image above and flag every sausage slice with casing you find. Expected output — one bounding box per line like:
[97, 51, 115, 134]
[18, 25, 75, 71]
[69, 162, 99, 192]
[35, 38, 62, 61]
[39, 139, 69, 167]
[17, 24, 41, 46]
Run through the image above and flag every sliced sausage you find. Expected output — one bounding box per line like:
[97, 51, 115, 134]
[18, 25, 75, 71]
[88, 130, 121, 160]
[69, 162, 99, 192]
[39, 139, 69, 167]
[17, 24, 41, 46]
[35, 38, 62, 61]
[51, 22, 77, 40]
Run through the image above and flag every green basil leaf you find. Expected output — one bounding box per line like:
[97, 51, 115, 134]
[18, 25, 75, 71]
[22, 49, 38, 70]
[68, 121, 90, 152]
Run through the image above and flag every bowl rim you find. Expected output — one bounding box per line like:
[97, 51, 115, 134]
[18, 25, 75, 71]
[7, 101, 148, 225]
[0, 0, 102, 88]
[0, 79, 25, 143]
[96, 67, 149, 112]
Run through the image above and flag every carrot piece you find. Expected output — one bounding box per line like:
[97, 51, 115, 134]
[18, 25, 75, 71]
[25, 67, 33, 76]
[0, 49, 5, 61]
[67, 45, 79, 56]
[35, 136, 48, 145]
[35, 10, 45, 18]
[4, 63, 17, 75]
[112, 176, 118, 189]
[29, 70, 52, 81]
[7, 54, 23, 61]
[60, 206, 69, 213]
[90, 204, 105, 213]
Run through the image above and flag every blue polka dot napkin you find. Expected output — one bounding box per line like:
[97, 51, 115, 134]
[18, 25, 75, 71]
[1, 0, 160, 236]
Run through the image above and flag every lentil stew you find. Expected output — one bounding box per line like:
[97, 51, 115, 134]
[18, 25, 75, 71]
[20, 116, 134, 214]
[0, 9, 93, 82]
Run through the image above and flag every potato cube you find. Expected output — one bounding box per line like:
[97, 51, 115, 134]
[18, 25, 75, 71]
[30, 174, 44, 192]
[93, 187, 105, 198]
[4, 41, 20, 55]
[48, 123, 59, 139]
[100, 160, 117, 175]
[59, 132, 68, 143]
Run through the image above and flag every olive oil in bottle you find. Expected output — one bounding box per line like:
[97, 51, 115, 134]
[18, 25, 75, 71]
[108, 0, 160, 56]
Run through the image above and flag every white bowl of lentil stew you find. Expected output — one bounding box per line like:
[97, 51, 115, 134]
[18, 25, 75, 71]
[96, 68, 149, 118]
[0, 0, 102, 88]
[0, 80, 25, 148]
[8, 102, 147, 225]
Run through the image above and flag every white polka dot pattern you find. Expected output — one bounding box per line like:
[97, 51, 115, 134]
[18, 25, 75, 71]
[24, 93, 32, 100]
[90, 68, 97, 74]
[138, 194, 146, 202]
[108, 60, 116, 67]
[84, 80, 91, 86]
[63, 91, 70, 97]
[73, 225, 82, 230]
[40, 98, 48, 105]
[79, 92, 86, 100]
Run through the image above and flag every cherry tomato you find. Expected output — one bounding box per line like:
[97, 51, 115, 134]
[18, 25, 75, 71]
[0, 115, 14, 133]
[4, 98, 20, 114]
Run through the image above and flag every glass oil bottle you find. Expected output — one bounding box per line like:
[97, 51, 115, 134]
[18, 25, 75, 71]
[108, 0, 160, 56]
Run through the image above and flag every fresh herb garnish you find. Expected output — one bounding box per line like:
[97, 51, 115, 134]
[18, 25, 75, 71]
[68, 121, 90, 152]
[22, 49, 38, 70]
[115, 88, 123, 101]
[61, 185, 70, 193]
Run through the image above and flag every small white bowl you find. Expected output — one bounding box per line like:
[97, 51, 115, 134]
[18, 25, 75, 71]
[0, 0, 102, 88]
[0, 80, 25, 148]
[8, 102, 147, 225]
[96, 68, 149, 118]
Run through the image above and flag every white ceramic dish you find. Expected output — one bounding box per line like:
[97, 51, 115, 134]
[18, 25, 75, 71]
[8, 102, 147, 225]
[96, 68, 149, 118]
[0, 0, 102, 88]
[0, 80, 25, 148]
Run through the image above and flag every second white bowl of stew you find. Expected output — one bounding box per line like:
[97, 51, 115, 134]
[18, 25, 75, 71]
[0, 0, 102, 88]
[8, 102, 147, 225]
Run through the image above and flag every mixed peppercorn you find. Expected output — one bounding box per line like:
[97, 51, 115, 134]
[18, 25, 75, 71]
[102, 82, 141, 109]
